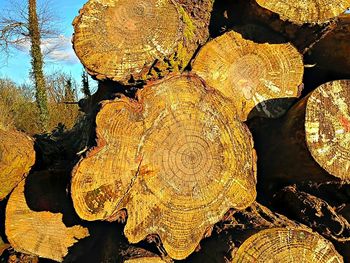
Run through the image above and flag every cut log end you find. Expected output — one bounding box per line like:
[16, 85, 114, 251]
[73, 0, 211, 84]
[73, 0, 181, 83]
[255, 0, 350, 24]
[71, 74, 257, 259]
[232, 228, 344, 262]
[124, 257, 166, 263]
[305, 80, 350, 181]
[5, 179, 89, 262]
[192, 30, 303, 121]
[0, 129, 35, 200]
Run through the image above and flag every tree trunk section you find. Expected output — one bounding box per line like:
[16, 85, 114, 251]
[5, 172, 89, 262]
[192, 30, 304, 121]
[71, 74, 257, 260]
[304, 80, 350, 180]
[231, 228, 343, 262]
[255, 0, 350, 24]
[0, 129, 35, 201]
[73, 0, 213, 85]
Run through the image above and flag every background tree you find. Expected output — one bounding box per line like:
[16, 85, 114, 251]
[81, 70, 91, 98]
[28, 0, 48, 130]
[45, 71, 80, 132]
[0, 0, 60, 132]
[0, 72, 80, 135]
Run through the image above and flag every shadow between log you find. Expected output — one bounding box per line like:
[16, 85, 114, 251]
[208, 0, 333, 52]
[246, 98, 339, 204]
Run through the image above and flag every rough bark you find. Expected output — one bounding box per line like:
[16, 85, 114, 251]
[222, 202, 301, 231]
[0, 129, 35, 201]
[73, 0, 213, 85]
[273, 185, 350, 261]
[5, 172, 89, 262]
[71, 74, 257, 260]
[255, 0, 350, 24]
[306, 14, 350, 76]
[28, 0, 49, 131]
[302, 14, 350, 95]
[192, 30, 304, 121]
[274, 186, 350, 242]
[297, 181, 350, 222]
[180, 202, 324, 262]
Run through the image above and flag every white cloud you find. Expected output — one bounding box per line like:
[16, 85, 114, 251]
[44, 35, 79, 64]
[16, 35, 79, 65]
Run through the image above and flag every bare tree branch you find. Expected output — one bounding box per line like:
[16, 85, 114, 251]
[0, 0, 61, 59]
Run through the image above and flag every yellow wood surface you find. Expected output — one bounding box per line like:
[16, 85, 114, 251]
[5, 180, 89, 262]
[124, 257, 166, 263]
[232, 228, 343, 262]
[71, 74, 257, 259]
[0, 129, 35, 200]
[73, 0, 211, 84]
[256, 0, 350, 24]
[192, 31, 303, 121]
[305, 80, 350, 181]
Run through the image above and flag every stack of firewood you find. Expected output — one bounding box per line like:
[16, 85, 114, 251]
[1, 0, 350, 262]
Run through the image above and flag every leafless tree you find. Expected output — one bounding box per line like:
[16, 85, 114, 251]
[0, 0, 62, 131]
[0, 0, 60, 59]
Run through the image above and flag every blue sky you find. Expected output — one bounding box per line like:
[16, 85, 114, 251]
[0, 0, 89, 86]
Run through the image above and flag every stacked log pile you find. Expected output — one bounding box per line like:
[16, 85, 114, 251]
[1, 0, 350, 262]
